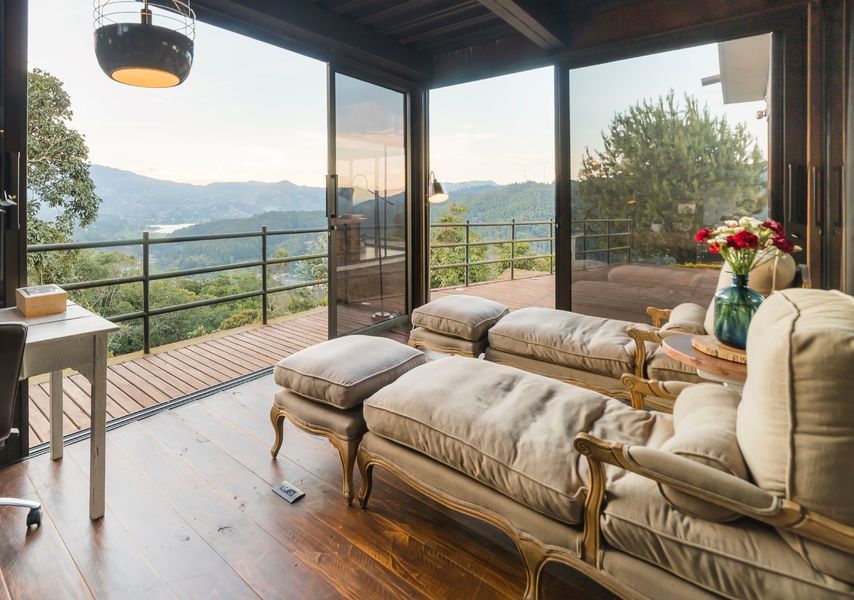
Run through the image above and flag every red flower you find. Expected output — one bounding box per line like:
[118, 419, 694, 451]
[771, 234, 796, 253]
[695, 228, 713, 243]
[709, 245, 720, 254]
[762, 220, 784, 235]
[726, 230, 759, 249]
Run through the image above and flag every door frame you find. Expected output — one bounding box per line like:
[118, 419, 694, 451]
[325, 62, 426, 338]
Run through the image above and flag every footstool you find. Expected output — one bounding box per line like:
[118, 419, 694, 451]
[409, 295, 509, 357]
[271, 335, 427, 505]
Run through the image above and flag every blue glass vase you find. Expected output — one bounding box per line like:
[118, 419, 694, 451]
[713, 274, 764, 349]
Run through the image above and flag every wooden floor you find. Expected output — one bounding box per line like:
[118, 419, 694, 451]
[2, 375, 613, 599]
[432, 274, 555, 311]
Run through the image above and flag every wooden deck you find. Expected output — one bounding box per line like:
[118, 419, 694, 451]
[3, 375, 612, 599]
[27, 268, 714, 449]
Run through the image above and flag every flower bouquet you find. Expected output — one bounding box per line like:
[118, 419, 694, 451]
[695, 217, 800, 349]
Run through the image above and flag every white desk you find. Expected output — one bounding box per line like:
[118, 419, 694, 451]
[0, 302, 118, 520]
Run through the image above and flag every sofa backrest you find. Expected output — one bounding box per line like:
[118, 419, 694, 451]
[702, 251, 797, 334]
[737, 288, 854, 581]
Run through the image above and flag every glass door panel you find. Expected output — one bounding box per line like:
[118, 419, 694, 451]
[328, 72, 407, 336]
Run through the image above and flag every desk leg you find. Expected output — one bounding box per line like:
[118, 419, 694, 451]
[49, 371, 64, 461]
[89, 334, 107, 520]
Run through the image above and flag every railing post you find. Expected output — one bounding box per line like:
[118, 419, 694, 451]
[628, 219, 632, 264]
[606, 219, 611, 265]
[549, 221, 554, 274]
[510, 219, 516, 280]
[464, 220, 470, 286]
[142, 231, 150, 354]
[261, 226, 268, 325]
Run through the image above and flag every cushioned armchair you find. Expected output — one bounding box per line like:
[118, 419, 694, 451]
[624, 254, 806, 409]
[574, 288, 854, 599]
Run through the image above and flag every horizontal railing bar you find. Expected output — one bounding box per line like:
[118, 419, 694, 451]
[28, 238, 144, 252]
[266, 252, 327, 266]
[108, 311, 146, 323]
[150, 260, 263, 280]
[267, 279, 327, 294]
[431, 237, 555, 250]
[578, 246, 631, 254]
[265, 227, 327, 236]
[148, 290, 262, 316]
[60, 275, 145, 291]
[571, 232, 630, 238]
[149, 231, 262, 244]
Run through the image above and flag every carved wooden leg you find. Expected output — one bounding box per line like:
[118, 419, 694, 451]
[269, 407, 285, 458]
[516, 536, 547, 600]
[332, 438, 360, 506]
[356, 451, 375, 509]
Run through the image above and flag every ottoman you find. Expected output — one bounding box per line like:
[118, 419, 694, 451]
[271, 335, 427, 504]
[409, 294, 509, 357]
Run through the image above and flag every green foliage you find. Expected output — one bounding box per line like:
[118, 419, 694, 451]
[578, 91, 765, 262]
[27, 69, 101, 284]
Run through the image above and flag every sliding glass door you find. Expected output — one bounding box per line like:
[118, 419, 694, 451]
[327, 70, 408, 337]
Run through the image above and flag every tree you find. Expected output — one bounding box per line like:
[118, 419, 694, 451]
[577, 91, 765, 262]
[27, 68, 101, 283]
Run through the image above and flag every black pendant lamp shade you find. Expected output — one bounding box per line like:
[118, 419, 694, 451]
[94, 1, 196, 88]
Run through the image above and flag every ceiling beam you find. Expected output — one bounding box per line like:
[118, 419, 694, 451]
[192, 0, 431, 81]
[475, 0, 569, 50]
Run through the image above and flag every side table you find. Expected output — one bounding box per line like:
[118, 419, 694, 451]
[661, 334, 747, 391]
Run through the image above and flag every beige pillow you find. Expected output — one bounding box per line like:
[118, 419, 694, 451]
[659, 302, 706, 335]
[274, 335, 427, 409]
[737, 289, 854, 583]
[658, 383, 748, 522]
[703, 251, 798, 334]
[411, 295, 508, 341]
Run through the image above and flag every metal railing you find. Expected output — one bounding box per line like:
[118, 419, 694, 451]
[429, 218, 632, 286]
[27, 226, 327, 354]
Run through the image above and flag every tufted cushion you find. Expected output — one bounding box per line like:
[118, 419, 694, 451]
[658, 384, 747, 522]
[737, 289, 854, 583]
[602, 473, 854, 599]
[408, 327, 487, 357]
[646, 348, 702, 383]
[411, 295, 508, 341]
[274, 335, 427, 409]
[488, 307, 648, 379]
[703, 251, 798, 334]
[364, 357, 673, 525]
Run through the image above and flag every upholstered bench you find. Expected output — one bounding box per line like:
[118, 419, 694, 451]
[484, 307, 655, 395]
[408, 294, 508, 357]
[271, 335, 427, 504]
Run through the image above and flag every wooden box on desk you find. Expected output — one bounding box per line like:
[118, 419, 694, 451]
[15, 284, 68, 317]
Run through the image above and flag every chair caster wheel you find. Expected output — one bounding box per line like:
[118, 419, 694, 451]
[26, 507, 41, 527]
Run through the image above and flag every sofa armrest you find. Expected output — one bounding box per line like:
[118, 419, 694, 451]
[620, 373, 694, 412]
[572, 433, 854, 565]
[627, 327, 664, 378]
[645, 306, 672, 327]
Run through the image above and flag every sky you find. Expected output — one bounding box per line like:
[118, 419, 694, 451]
[29, 1, 767, 187]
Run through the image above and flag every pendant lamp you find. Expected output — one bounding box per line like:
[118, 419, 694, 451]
[427, 171, 448, 204]
[94, 1, 196, 88]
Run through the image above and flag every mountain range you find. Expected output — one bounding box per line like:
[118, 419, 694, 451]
[72, 165, 560, 242]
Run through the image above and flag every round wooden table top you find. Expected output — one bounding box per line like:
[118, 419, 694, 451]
[661, 334, 748, 382]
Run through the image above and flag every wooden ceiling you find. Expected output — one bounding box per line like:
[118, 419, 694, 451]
[190, 0, 800, 87]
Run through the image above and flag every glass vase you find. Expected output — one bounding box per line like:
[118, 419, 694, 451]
[713, 274, 764, 349]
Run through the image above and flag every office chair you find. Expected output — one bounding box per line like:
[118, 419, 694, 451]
[0, 323, 41, 527]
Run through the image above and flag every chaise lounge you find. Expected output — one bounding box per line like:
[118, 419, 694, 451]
[356, 288, 854, 599]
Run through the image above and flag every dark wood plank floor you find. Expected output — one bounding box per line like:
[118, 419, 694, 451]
[2, 375, 613, 600]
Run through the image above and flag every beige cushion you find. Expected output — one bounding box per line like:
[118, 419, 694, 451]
[274, 335, 427, 409]
[363, 356, 673, 525]
[488, 307, 647, 379]
[703, 251, 798, 334]
[658, 384, 747, 522]
[646, 349, 702, 383]
[484, 346, 622, 393]
[659, 302, 706, 335]
[274, 389, 367, 440]
[408, 327, 486, 357]
[411, 295, 508, 341]
[737, 289, 854, 583]
[602, 473, 854, 599]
